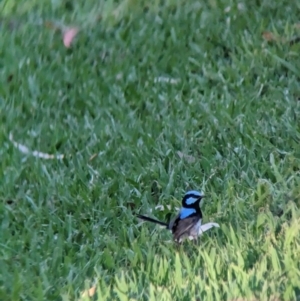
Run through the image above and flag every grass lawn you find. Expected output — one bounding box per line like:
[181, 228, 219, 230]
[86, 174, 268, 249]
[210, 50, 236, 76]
[1, 0, 300, 300]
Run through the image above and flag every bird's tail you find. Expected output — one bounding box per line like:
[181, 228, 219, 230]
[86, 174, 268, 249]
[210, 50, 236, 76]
[136, 214, 168, 227]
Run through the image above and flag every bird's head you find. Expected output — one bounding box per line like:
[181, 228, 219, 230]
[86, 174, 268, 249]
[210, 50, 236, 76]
[182, 190, 205, 208]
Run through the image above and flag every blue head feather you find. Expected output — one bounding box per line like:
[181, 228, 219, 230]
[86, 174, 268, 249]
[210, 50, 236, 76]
[183, 190, 204, 205]
[185, 190, 204, 197]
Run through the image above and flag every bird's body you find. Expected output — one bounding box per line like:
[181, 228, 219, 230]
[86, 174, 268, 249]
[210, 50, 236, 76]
[137, 190, 219, 243]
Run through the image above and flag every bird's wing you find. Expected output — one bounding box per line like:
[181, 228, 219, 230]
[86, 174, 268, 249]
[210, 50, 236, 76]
[172, 215, 200, 241]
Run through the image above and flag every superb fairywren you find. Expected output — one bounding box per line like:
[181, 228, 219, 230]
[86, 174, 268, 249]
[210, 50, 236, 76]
[137, 190, 219, 243]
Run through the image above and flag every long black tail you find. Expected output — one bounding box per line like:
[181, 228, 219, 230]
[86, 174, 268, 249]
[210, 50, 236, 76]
[136, 214, 168, 227]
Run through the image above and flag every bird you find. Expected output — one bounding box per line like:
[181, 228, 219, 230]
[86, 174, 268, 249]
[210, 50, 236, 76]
[136, 190, 219, 243]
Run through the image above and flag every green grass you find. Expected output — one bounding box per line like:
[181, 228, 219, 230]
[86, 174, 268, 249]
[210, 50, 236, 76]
[1, 0, 300, 300]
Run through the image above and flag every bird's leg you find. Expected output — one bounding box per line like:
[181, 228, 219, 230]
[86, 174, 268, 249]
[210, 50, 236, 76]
[174, 240, 182, 252]
[174, 236, 183, 248]
[193, 236, 199, 246]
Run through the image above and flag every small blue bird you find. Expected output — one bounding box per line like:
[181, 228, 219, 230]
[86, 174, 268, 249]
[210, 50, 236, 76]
[137, 190, 219, 243]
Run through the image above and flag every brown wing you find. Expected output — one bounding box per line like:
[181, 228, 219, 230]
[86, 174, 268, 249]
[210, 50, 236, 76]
[172, 215, 200, 242]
